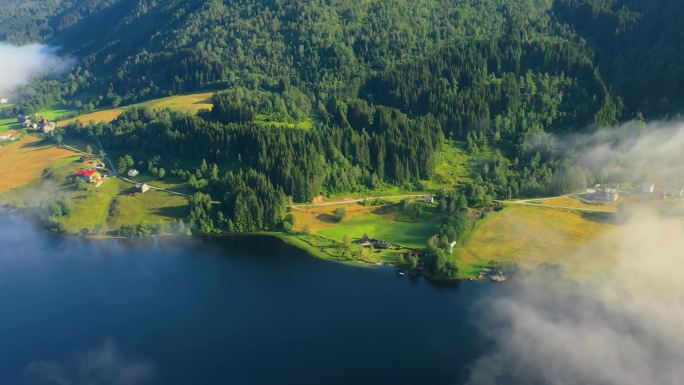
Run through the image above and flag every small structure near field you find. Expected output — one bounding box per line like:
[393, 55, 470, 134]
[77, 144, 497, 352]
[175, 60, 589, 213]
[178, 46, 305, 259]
[424, 195, 435, 204]
[355, 236, 391, 249]
[0, 131, 19, 142]
[0, 98, 8, 104]
[578, 186, 620, 203]
[137, 183, 150, 194]
[641, 182, 655, 193]
[37, 117, 56, 133]
[74, 169, 103, 184]
[127, 169, 140, 177]
[667, 187, 684, 198]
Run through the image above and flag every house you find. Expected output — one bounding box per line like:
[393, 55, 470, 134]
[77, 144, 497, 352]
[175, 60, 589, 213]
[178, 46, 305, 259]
[127, 169, 140, 177]
[74, 169, 102, 184]
[372, 241, 391, 249]
[641, 182, 655, 193]
[600, 187, 620, 202]
[424, 195, 435, 204]
[138, 183, 150, 194]
[356, 235, 372, 246]
[0, 98, 8, 104]
[37, 117, 56, 133]
[667, 187, 684, 198]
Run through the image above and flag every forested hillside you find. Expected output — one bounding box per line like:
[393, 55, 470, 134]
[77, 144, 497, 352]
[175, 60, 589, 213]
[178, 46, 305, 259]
[4, 0, 684, 234]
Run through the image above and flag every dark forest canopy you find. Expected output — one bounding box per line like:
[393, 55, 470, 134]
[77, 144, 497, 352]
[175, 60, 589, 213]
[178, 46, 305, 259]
[2, 0, 683, 119]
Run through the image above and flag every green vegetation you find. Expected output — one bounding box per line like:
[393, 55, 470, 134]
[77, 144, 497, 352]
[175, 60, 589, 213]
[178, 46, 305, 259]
[3, 0, 683, 278]
[0, 154, 188, 236]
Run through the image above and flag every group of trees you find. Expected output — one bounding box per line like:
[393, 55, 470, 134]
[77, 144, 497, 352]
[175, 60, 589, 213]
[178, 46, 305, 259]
[65, 98, 442, 205]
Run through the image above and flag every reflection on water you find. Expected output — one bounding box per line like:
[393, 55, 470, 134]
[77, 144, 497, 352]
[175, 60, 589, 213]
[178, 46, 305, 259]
[0, 215, 497, 385]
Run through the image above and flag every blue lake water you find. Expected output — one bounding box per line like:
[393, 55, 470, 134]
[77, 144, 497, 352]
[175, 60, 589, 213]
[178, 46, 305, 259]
[0, 215, 500, 385]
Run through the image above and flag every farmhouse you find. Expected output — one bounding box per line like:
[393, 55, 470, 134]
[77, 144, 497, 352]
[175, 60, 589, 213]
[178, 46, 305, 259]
[137, 183, 150, 193]
[578, 186, 620, 203]
[37, 117, 56, 134]
[74, 169, 102, 184]
[641, 182, 655, 193]
[424, 195, 435, 204]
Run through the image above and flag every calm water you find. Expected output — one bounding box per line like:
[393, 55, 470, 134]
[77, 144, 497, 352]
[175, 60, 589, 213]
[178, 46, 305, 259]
[0, 215, 500, 385]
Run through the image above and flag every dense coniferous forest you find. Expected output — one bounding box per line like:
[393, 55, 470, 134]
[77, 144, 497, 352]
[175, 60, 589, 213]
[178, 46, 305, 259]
[5, 0, 684, 235]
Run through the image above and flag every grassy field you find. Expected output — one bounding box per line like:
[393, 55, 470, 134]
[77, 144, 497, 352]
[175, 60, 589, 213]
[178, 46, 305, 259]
[0, 136, 78, 192]
[57, 92, 215, 127]
[292, 201, 440, 249]
[0, 117, 19, 132]
[59, 178, 188, 233]
[456, 205, 616, 278]
[0, 145, 188, 234]
[539, 196, 618, 212]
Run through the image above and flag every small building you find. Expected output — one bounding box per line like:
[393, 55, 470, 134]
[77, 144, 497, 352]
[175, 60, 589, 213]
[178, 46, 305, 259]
[424, 196, 435, 204]
[641, 182, 655, 193]
[74, 169, 102, 184]
[127, 169, 140, 177]
[667, 187, 684, 198]
[372, 241, 391, 249]
[600, 188, 620, 202]
[449, 240, 458, 254]
[356, 235, 372, 246]
[138, 183, 150, 194]
[0, 98, 8, 104]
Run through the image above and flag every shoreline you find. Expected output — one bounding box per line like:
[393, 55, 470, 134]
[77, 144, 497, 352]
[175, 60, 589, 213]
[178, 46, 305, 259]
[0, 209, 471, 282]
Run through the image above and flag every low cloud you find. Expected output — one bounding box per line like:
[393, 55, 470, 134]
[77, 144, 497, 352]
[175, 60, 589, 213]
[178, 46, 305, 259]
[0, 42, 73, 97]
[22, 339, 155, 385]
[466, 121, 684, 385]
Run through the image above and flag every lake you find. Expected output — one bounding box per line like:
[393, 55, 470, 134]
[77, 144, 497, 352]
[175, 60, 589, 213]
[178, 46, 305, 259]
[0, 214, 500, 385]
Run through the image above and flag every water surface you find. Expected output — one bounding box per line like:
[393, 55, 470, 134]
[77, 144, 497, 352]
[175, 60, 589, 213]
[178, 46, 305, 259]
[0, 215, 499, 385]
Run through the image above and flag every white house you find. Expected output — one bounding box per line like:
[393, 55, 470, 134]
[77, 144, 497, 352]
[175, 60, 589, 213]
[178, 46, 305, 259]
[641, 182, 655, 193]
[127, 169, 140, 177]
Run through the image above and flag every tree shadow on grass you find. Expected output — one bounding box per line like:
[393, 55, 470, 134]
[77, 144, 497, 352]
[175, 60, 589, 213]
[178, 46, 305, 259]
[581, 211, 617, 224]
[153, 205, 189, 219]
[316, 213, 338, 223]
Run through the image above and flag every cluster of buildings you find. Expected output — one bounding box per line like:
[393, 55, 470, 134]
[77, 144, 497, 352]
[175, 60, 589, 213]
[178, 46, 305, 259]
[640, 182, 683, 197]
[582, 186, 620, 203]
[355, 235, 391, 250]
[17, 114, 56, 133]
[579, 182, 684, 204]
